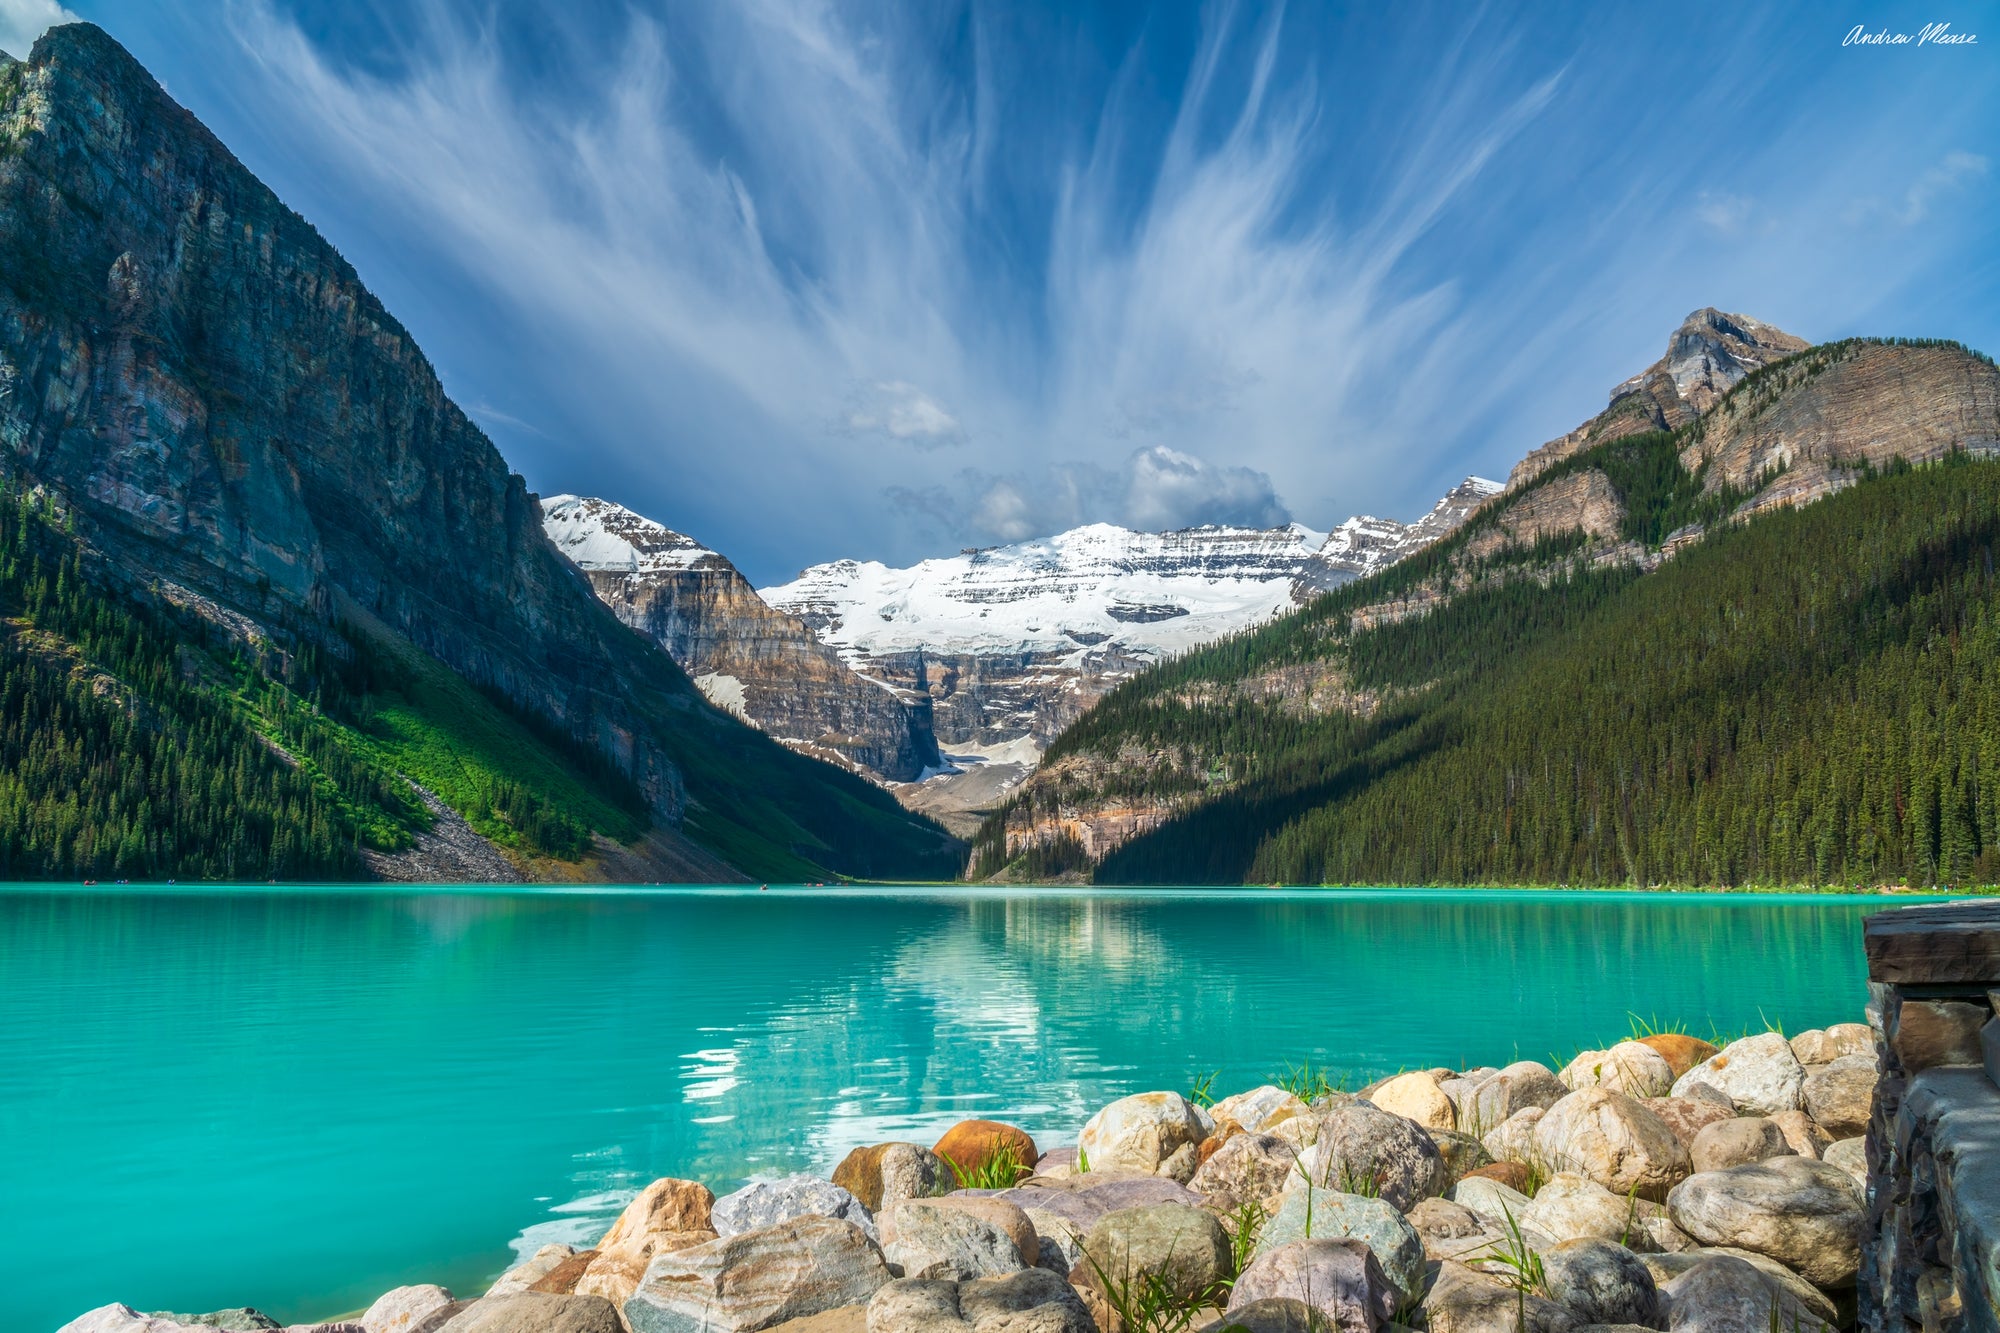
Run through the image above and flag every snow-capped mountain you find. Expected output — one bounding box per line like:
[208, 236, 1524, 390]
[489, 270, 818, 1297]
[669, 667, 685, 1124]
[543, 495, 942, 782]
[757, 478, 1503, 773]
[761, 521, 1331, 672]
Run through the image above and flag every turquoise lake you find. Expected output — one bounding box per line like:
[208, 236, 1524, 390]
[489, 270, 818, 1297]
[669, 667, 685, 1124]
[0, 886, 1943, 1328]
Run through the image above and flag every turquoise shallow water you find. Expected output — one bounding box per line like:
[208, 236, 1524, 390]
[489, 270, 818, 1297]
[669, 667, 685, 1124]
[0, 886, 1942, 1327]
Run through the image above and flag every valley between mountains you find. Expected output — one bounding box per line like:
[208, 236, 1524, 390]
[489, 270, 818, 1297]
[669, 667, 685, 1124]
[2, 23, 1997, 887]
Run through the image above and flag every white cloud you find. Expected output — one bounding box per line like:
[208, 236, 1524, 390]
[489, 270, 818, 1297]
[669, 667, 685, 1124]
[841, 380, 964, 446]
[888, 444, 1289, 545]
[218, 0, 1563, 570]
[0, 0, 76, 60]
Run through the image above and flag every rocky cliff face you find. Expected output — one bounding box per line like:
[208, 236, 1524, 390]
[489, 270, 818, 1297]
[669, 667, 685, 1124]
[1685, 341, 2000, 504]
[543, 496, 941, 781]
[1506, 309, 1810, 492]
[0, 24, 955, 879]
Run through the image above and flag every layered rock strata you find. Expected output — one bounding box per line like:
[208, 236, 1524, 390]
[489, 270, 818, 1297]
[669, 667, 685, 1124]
[544, 496, 941, 782]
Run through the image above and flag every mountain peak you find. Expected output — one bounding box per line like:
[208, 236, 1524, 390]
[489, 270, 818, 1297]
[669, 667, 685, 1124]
[1509, 306, 1809, 492]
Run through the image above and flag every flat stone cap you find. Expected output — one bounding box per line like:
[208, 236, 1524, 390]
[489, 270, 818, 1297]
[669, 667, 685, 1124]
[1867, 899, 2000, 985]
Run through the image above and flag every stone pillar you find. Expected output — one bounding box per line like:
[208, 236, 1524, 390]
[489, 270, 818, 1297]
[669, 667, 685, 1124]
[1863, 900, 2000, 1332]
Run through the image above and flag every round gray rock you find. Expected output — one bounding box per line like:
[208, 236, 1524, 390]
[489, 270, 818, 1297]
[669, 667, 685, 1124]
[866, 1269, 1094, 1333]
[1656, 1253, 1834, 1331]
[1256, 1188, 1423, 1303]
[1226, 1239, 1397, 1332]
[1079, 1202, 1232, 1302]
[1188, 1132, 1297, 1206]
[713, 1175, 877, 1242]
[1542, 1239, 1661, 1328]
[1688, 1117, 1793, 1175]
[1666, 1157, 1864, 1288]
[1299, 1103, 1446, 1210]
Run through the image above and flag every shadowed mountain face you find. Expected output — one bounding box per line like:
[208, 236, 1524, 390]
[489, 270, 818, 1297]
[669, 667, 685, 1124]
[0, 24, 959, 881]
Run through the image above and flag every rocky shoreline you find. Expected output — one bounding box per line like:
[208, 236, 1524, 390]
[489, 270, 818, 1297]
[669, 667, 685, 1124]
[62, 1022, 1880, 1333]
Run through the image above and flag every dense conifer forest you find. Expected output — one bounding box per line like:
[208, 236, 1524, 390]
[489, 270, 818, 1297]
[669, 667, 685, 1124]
[976, 451, 2000, 888]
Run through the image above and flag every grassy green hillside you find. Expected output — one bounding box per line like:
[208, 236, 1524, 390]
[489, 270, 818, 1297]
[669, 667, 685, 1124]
[976, 450, 2000, 889]
[0, 489, 959, 883]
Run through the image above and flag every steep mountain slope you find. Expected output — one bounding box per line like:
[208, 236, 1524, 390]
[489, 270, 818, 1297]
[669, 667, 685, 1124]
[543, 495, 941, 781]
[974, 324, 2000, 885]
[0, 23, 960, 882]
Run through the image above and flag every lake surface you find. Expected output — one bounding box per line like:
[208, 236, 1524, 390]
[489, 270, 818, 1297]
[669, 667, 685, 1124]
[0, 886, 1939, 1327]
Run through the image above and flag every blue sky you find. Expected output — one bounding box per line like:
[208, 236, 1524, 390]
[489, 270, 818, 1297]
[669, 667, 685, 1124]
[9, 0, 1998, 582]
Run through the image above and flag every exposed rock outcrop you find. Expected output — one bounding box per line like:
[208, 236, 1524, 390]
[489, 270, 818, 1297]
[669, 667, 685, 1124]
[1684, 341, 2000, 504]
[1507, 309, 1810, 492]
[544, 496, 941, 782]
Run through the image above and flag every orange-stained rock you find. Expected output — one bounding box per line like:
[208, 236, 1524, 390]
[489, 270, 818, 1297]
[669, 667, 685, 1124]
[578, 1178, 720, 1305]
[529, 1249, 599, 1295]
[1462, 1161, 1533, 1193]
[932, 1119, 1038, 1178]
[1638, 1034, 1719, 1079]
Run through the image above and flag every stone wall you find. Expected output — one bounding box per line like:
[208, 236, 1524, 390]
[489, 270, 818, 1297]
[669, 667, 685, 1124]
[1863, 900, 2000, 1331]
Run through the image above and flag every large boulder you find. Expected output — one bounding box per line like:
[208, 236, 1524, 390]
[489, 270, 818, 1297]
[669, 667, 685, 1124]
[1642, 1097, 1733, 1151]
[884, 1200, 1034, 1281]
[1226, 1239, 1397, 1332]
[1210, 1087, 1312, 1135]
[1531, 1089, 1691, 1199]
[1256, 1189, 1424, 1304]
[1688, 1118, 1792, 1175]
[1665, 1157, 1864, 1288]
[1559, 1043, 1676, 1099]
[1656, 1254, 1834, 1332]
[1642, 1249, 1838, 1327]
[1670, 1034, 1804, 1117]
[1406, 1198, 1504, 1266]
[1368, 1072, 1457, 1131]
[1187, 1133, 1297, 1208]
[932, 1122, 1039, 1184]
[1482, 1107, 1546, 1166]
[865, 1270, 1093, 1333]
[1452, 1173, 1536, 1225]
[836, 1144, 951, 1213]
[1078, 1094, 1210, 1182]
[361, 1286, 461, 1333]
[1637, 1035, 1719, 1080]
[1801, 1055, 1878, 1139]
[1296, 1103, 1446, 1210]
[1419, 1261, 1581, 1333]
[1541, 1239, 1661, 1328]
[624, 1216, 892, 1333]
[437, 1294, 623, 1333]
[1077, 1202, 1232, 1303]
[1466, 1062, 1570, 1131]
[1519, 1175, 1638, 1246]
[713, 1176, 877, 1243]
[580, 1179, 722, 1304]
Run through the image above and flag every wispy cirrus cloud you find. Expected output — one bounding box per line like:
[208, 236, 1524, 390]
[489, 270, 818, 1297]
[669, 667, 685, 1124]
[149, 0, 1998, 580]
